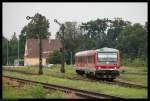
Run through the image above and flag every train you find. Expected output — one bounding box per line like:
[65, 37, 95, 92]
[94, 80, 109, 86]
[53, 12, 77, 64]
[75, 47, 120, 80]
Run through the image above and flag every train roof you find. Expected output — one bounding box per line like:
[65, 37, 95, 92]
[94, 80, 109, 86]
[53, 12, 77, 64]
[75, 47, 118, 56]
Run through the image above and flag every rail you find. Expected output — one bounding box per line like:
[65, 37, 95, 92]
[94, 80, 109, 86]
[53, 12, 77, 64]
[3, 68, 147, 89]
[3, 75, 127, 99]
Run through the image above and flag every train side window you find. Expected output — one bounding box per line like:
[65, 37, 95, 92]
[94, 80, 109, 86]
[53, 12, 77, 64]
[88, 56, 90, 63]
[89, 56, 91, 63]
[90, 56, 92, 63]
[80, 56, 81, 63]
[87, 56, 89, 64]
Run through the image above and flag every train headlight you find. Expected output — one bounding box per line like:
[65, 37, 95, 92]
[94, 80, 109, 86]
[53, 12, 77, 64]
[97, 67, 101, 69]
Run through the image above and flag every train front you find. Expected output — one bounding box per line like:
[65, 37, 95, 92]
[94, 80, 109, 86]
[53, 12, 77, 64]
[95, 47, 120, 80]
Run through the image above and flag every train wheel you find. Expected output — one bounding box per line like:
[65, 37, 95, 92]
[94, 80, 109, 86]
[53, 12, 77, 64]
[95, 74, 99, 79]
[86, 72, 92, 78]
[76, 70, 84, 75]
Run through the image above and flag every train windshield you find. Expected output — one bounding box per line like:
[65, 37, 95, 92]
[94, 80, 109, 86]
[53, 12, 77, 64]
[97, 52, 117, 65]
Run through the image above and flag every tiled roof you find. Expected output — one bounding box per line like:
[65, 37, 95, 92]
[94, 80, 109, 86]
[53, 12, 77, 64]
[24, 39, 62, 58]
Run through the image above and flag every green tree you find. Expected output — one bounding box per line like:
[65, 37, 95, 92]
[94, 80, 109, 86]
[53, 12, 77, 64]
[81, 18, 109, 48]
[9, 32, 18, 65]
[2, 36, 8, 65]
[116, 23, 147, 60]
[56, 21, 83, 64]
[106, 18, 131, 48]
[21, 13, 51, 74]
[81, 18, 131, 49]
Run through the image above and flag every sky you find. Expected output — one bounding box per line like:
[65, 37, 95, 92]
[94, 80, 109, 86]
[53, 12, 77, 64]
[3, 3, 147, 40]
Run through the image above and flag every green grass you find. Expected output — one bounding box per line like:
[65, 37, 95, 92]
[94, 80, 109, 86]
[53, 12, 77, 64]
[3, 65, 148, 86]
[119, 66, 147, 74]
[3, 65, 79, 80]
[119, 66, 148, 86]
[3, 70, 147, 99]
[3, 79, 68, 99]
[119, 74, 147, 86]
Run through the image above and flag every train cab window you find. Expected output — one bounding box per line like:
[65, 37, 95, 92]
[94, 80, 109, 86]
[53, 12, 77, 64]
[97, 52, 117, 65]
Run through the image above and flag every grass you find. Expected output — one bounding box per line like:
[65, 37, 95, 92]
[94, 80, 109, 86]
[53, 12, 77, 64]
[3, 65, 79, 81]
[3, 70, 147, 99]
[3, 65, 148, 86]
[119, 66, 148, 86]
[3, 79, 69, 99]
[119, 66, 147, 74]
[119, 74, 147, 86]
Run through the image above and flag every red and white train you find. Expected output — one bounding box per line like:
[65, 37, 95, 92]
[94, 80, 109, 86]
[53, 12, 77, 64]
[75, 47, 120, 80]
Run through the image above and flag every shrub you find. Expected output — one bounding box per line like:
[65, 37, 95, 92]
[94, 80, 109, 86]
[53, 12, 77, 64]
[120, 58, 131, 66]
[47, 50, 62, 64]
[130, 58, 147, 67]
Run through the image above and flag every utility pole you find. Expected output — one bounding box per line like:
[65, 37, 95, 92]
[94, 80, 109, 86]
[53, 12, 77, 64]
[18, 36, 19, 66]
[70, 51, 72, 65]
[38, 34, 43, 74]
[7, 40, 8, 66]
[54, 19, 65, 73]
[26, 15, 43, 74]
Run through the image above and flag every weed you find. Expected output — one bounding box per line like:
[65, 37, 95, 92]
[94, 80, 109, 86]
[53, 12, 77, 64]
[29, 84, 47, 98]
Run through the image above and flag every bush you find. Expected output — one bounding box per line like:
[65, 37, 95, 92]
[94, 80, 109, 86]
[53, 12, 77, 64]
[120, 69, 127, 73]
[47, 50, 62, 64]
[29, 84, 47, 98]
[120, 58, 132, 66]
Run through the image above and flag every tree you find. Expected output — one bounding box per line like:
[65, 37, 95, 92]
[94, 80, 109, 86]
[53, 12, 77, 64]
[106, 18, 131, 48]
[56, 21, 83, 64]
[2, 36, 8, 65]
[81, 18, 109, 48]
[116, 23, 147, 60]
[81, 18, 131, 49]
[19, 30, 26, 59]
[23, 13, 51, 39]
[21, 13, 51, 74]
[9, 32, 18, 65]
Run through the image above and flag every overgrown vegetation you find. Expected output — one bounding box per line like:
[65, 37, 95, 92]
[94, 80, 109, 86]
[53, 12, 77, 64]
[120, 58, 147, 67]
[3, 70, 147, 98]
[29, 84, 47, 98]
[3, 64, 147, 86]
[3, 80, 68, 99]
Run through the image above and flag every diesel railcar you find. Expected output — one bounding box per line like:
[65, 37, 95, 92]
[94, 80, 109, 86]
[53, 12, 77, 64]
[75, 47, 120, 80]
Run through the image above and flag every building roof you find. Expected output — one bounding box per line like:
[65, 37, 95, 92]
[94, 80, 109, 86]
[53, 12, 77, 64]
[24, 39, 62, 58]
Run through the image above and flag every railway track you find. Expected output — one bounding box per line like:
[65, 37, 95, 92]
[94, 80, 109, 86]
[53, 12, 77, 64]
[3, 68, 147, 89]
[121, 72, 147, 75]
[72, 74, 148, 89]
[114, 79, 147, 89]
[3, 75, 127, 99]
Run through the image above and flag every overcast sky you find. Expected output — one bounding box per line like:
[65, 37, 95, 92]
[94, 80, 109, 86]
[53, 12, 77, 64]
[3, 2, 147, 40]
